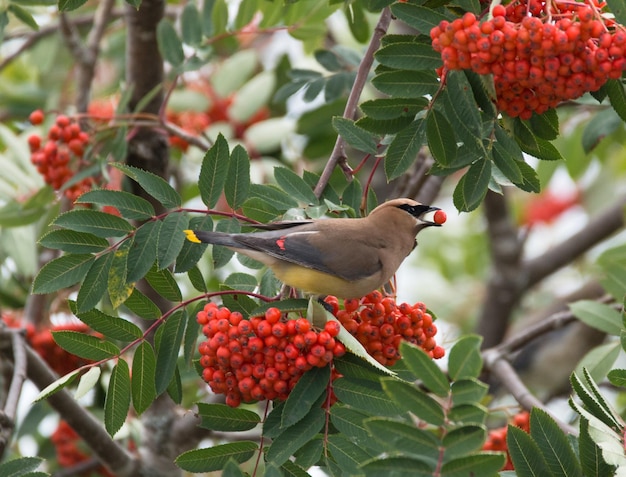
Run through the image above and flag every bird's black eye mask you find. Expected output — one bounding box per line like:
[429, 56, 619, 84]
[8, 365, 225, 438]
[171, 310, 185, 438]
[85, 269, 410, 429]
[397, 203, 442, 226]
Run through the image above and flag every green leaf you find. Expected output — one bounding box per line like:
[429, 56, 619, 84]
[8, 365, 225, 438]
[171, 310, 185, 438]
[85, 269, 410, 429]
[529, 109, 559, 140]
[514, 119, 563, 161]
[52, 209, 133, 238]
[175, 442, 258, 473]
[385, 118, 426, 181]
[391, 2, 450, 32]
[274, 167, 318, 205]
[75, 189, 155, 220]
[0, 456, 44, 476]
[248, 184, 299, 211]
[105, 359, 131, 436]
[211, 218, 240, 268]
[157, 212, 189, 270]
[441, 453, 506, 476]
[571, 370, 622, 431]
[108, 240, 134, 309]
[605, 77, 626, 121]
[569, 300, 622, 336]
[448, 335, 483, 380]
[361, 456, 433, 476]
[113, 163, 181, 209]
[225, 145, 251, 210]
[33, 370, 80, 402]
[516, 160, 542, 193]
[32, 254, 95, 294]
[448, 403, 488, 426]
[73, 306, 142, 342]
[530, 408, 583, 477]
[442, 425, 487, 461]
[123, 288, 162, 320]
[375, 42, 443, 71]
[450, 379, 489, 406]
[372, 70, 439, 98]
[199, 133, 230, 208]
[381, 377, 445, 425]
[608, 368, 626, 387]
[127, 220, 158, 283]
[175, 216, 213, 273]
[181, 2, 203, 46]
[157, 19, 184, 67]
[575, 342, 621, 384]
[399, 341, 449, 397]
[58, 0, 88, 12]
[145, 266, 182, 302]
[39, 229, 109, 254]
[427, 108, 457, 167]
[453, 160, 491, 212]
[75, 366, 101, 400]
[52, 331, 120, 361]
[360, 97, 428, 120]
[132, 341, 157, 415]
[76, 252, 114, 313]
[330, 405, 373, 445]
[282, 366, 330, 429]
[196, 403, 261, 432]
[266, 407, 325, 466]
[155, 310, 186, 395]
[333, 371, 405, 414]
[327, 434, 374, 474]
[332, 117, 378, 154]
[579, 417, 616, 477]
[442, 71, 484, 153]
[365, 418, 440, 464]
[508, 424, 551, 477]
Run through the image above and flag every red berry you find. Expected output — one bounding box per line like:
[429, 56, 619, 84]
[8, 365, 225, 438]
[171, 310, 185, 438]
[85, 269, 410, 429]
[433, 209, 447, 225]
[29, 109, 44, 125]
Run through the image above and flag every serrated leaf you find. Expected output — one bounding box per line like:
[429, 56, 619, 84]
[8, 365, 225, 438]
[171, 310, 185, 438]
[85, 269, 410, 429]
[175, 442, 258, 473]
[32, 254, 95, 294]
[333, 377, 404, 417]
[327, 434, 373, 473]
[157, 19, 184, 67]
[113, 163, 181, 209]
[75, 366, 101, 400]
[52, 331, 120, 361]
[381, 377, 445, 425]
[450, 379, 489, 406]
[0, 456, 44, 476]
[575, 342, 621, 384]
[571, 371, 623, 431]
[211, 218, 240, 268]
[427, 108, 457, 167]
[332, 117, 378, 154]
[361, 456, 433, 476]
[570, 300, 622, 336]
[442, 71, 484, 153]
[442, 425, 487, 461]
[372, 70, 439, 98]
[132, 341, 156, 415]
[58, 0, 88, 12]
[126, 220, 158, 283]
[385, 118, 425, 181]
[266, 407, 325, 466]
[365, 418, 440, 464]
[33, 370, 80, 402]
[39, 229, 109, 254]
[199, 133, 230, 208]
[531, 407, 583, 477]
[508, 424, 551, 477]
[330, 405, 372, 445]
[104, 359, 131, 437]
[391, 2, 450, 32]
[579, 417, 616, 477]
[248, 184, 299, 211]
[282, 366, 330, 429]
[145, 266, 182, 302]
[76, 252, 114, 313]
[274, 167, 318, 205]
[514, 119, 563, 161]
[529, 109, 559, 140]
[225, 145, 251, 210]
[108, 240, 134, 309]
[175, 216, 212, 273]
[441, 453, 506, 476]
[157, 212, 189, 270]
[448, 335, 483, 380]
[196, 403, 261, 432]
[453, 160, 491, 212]
[121, 289, 161, 320]
[76, 189, 155, 220]
[399, 341, 449, 397]
[52, 209, 133, 238]
[376, 42, 443, 71]
[605, 77, 626, 121]
[73, 305, 142, 342]
[155, 310, 186, 395]
[360, 97, 428, 120]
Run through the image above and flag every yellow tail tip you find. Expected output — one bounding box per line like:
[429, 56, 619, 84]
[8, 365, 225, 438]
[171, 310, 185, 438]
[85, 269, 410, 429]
[183, 230, 201, 243]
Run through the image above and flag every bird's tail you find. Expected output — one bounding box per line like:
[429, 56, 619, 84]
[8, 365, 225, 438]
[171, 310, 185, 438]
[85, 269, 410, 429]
[183, 230, 238, 247]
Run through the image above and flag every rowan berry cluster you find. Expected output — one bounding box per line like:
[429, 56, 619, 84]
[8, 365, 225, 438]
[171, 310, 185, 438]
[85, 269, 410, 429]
[483, 411, 531, 470]
[2, 313, 96, 376]
[198, 303, 346, 407]
[330, 291, 445, 366]
[431, 0, 626, 119]
[28, 110, 94, 201]
[51, 421, 115, 476]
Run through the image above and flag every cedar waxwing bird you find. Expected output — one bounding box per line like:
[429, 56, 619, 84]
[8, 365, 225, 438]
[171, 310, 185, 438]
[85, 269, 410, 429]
[184, 198, 443, 299]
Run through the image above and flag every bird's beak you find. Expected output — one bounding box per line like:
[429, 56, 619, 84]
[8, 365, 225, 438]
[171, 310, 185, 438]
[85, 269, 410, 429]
[419, 206, 442, 227]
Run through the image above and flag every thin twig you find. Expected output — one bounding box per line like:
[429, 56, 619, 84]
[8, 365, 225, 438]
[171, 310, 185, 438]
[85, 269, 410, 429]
[313, 7, 392, 199]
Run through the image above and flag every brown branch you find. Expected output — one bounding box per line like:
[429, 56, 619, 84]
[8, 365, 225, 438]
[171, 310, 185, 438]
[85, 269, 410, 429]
[476, 190, 525, 348]
[313, 7, 392, 199]
[26, 347, 138, 477]
[523, 195, 626, 290]
[0, 329, 27, 458]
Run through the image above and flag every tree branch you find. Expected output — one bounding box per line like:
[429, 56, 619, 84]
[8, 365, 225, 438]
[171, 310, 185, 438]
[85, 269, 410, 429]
[314, 7, 392, 199]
